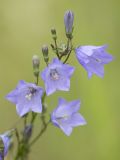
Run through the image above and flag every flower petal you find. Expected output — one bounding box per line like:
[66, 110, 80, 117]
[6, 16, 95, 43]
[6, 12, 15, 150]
[59, 123, 73, 136]
[45, 79, 57, 95]
[55, 99, 80, 118]
[57, 78, 70, 91]
[30, 90, 43, 113]
[16, 103, 30, 117]
[86, 59, 104, 78]
[68, 113, 87, 127]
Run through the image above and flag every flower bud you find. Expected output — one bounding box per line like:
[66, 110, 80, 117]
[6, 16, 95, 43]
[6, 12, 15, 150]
[42, 45, 49, 63]
[51, 28, 57, 40]
[32, 55, 40, 69]
[51, 28, 56, 35]
[23, 124, 32, 141]
[32, 55, 40, 77]
[42, 45, 48, 57]
[64, 10, 74, 34]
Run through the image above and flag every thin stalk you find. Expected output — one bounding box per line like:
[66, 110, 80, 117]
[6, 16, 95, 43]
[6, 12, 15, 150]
[15, 128, 20, 145]
[63, 49, 72, 64]
[63, 38, 72, 64]
[54, 39, 60, 59]
[29, 121, 50, 147]
[36, 75, 39, 85]
[24, 116, 27, 127]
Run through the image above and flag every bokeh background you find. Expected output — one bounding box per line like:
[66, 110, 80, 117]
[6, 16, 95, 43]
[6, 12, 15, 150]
[0, 0, 119, 160]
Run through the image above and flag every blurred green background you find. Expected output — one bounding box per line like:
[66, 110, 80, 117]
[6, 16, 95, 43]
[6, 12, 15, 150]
[0, 0, 119, 160]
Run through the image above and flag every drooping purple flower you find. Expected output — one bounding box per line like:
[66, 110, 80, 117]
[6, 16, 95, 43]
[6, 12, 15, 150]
[51, 98, 86, 136]
[0, 132, 11, 159]
[6, 80, 43, 117]
[75, 45, 113, 78]
[41, 58, 75, 96]
[64, 10, 74, 34]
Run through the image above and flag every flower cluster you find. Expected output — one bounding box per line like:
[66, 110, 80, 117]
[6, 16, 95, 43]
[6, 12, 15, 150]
[0, 10, 113, 159]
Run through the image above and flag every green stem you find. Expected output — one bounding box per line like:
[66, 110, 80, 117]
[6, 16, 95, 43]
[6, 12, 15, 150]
[29, 121, 50, 147]
[15, 128, 20, 145]
[63, 38, 72, 64]
[24, 116, 27, 127]
[31, 112, 37, 124]
[29, 91, 48, 147]
[63, 49, 72, 64]
[35, 74, 39, 86]
[54, 39, 60, 59]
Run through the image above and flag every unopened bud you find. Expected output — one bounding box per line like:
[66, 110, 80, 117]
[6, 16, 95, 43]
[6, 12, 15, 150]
[51, 28, 57, 40]
[42, 45, 48, 56]
[32, 55, 40, 69]
[32, 55, 40, 77]
[23, 124, 32, 141]
[42, 45, 49, 63]
[64, 10, 74, 35]
[51, 28, 56, 35]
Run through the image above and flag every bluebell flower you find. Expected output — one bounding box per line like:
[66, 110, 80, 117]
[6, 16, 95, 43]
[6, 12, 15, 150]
[0, 132, 11, 159]
[64, 10, 74, 34]
[75, 45, 113, 78]
[6, 80, 43, 117]
[41, 58, 75, 96]
[51, 98, 86, 136]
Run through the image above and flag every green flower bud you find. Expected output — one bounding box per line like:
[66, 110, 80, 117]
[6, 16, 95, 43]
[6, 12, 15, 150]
[51, 28, 57, 40]
[42, 45, 49, 63]
[32, 55, 40, 69]
[51, 28, 56, 35]
[32, 55, 40, 77]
